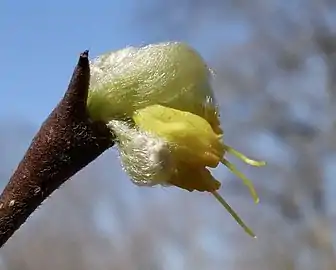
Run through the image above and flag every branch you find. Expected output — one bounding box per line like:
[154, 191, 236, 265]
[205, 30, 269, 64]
[0, 50, 114, 247]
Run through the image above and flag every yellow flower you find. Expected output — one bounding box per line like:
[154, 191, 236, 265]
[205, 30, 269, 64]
[86, 41, 266, 237]
[132, 104, 265, 237]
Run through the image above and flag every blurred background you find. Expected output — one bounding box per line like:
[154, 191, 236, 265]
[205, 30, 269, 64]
[1, 0, 336, 269]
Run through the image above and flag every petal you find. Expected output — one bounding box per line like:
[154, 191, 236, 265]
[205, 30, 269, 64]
[133, 104, 225, 168]
[168, 161, 221, 192]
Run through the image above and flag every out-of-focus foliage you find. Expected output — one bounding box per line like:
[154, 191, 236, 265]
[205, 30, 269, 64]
[1, 0, 336, 269]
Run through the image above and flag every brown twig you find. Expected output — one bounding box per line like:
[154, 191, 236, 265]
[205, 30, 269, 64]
[0, 50, 114, 247]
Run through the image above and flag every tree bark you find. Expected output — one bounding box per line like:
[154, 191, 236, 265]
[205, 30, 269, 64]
[0, 50, 114, 248]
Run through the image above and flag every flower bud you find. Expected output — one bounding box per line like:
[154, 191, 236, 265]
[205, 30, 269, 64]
[87, 41, 221, 134]
[86, 42, 266, 238]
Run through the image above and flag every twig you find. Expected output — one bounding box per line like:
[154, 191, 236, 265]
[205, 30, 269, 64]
[0, 50, 114, 247]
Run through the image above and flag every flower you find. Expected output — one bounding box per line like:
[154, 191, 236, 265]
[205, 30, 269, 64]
[87, 42, 266, 237]
[133, 104, 266, 237]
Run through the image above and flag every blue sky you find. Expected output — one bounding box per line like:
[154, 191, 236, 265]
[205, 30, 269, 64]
[0, 2, 238, 264]
[0, 1, 251, 125]
[0, 0, 157, 124]
[2, 2, 336, 268]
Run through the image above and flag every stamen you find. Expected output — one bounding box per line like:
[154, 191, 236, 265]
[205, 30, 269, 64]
[224, 145, 266, 167]
[211, 191, 256, 238]
[221, 158, 259, 204]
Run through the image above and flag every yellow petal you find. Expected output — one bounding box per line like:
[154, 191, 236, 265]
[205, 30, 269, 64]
[133, 104, 225, 168]
[168, 161, 221, 192]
